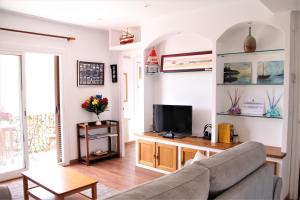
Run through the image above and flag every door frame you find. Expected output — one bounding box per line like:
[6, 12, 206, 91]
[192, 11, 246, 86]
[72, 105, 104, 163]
[0, 51, 29, 182]
[0, 43, 69, 164]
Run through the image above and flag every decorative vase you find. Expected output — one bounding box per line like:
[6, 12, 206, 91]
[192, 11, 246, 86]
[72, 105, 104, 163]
[266, 107, 280, 118]
[95, 114, 102, 125]
[244, 26, 256, 53]
[228, 105, 241, 114]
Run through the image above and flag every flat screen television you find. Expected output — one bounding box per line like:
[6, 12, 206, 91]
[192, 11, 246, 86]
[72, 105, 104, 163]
[153, 104, 192, 135]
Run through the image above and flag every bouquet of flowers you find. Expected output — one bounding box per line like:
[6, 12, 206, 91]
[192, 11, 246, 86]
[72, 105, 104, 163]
[81, 95, 108, 125]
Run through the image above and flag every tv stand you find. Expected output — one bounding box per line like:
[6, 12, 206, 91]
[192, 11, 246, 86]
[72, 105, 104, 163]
[135, 132, 286, 175]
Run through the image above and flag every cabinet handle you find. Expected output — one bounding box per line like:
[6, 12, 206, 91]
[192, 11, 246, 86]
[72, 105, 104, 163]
[156, 154, 159, 159]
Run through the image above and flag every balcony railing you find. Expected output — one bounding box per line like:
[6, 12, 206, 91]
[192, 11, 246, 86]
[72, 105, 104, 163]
[27, 113, 56, 154]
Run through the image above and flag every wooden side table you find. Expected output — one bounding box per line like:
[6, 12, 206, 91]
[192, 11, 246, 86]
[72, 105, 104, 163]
[77, 120, 120, 165]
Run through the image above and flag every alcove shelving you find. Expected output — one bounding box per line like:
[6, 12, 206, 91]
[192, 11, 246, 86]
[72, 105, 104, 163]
[214, 22, 286, 149]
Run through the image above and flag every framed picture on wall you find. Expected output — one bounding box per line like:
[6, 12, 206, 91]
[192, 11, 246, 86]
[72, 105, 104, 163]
[77, 61, 104, 86]
[161, 51, 212, 72]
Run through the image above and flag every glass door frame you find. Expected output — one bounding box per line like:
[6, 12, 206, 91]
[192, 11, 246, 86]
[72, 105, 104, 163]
[0, 50, 29, 182]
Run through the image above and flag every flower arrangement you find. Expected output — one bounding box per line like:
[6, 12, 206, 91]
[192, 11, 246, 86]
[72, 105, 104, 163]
[227, 88, 242, 114]
[81, 95, 108, 125]
[266, 91, 282, 118]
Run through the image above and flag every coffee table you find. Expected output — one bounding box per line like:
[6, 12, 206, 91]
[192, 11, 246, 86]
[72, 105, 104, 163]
[22, 165, 98, 200]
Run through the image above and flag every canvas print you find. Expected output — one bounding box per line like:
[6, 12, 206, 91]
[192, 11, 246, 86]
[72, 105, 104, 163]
[257, 61, 284, 84]
[224, 62, 252, 84]
[77, 61, 104, 86]
[161, 51, 212, 72]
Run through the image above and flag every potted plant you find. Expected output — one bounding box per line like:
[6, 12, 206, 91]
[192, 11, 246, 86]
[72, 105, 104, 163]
[81, 95, 108, 125]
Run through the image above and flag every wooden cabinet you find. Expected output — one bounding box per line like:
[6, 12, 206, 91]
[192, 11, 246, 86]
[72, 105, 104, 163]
[138, 140, 178, 172]
[181, 147, 206, 166]
[138, 140, 155, 168]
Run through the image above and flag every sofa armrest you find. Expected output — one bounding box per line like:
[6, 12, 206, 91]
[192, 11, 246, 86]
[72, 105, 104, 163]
[273, 176, 282, 200]
[0, 186, 12, 200]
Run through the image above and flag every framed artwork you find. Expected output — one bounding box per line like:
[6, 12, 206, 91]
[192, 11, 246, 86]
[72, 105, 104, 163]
[224, 62, 252, 84]
[77, 61, 104, 86]
[257, 61, 284, 84]
[110, 64, 118, 83]
[161, 51, 212, 72]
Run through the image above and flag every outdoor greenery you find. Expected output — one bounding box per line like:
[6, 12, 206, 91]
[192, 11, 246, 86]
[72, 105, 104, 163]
[27, 113, 56, 153]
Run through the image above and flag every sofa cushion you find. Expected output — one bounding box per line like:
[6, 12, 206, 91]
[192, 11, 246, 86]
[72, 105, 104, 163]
[214, 164, 273, 200]
[195, 141, 266, 198]
[106, 164, 210, 200]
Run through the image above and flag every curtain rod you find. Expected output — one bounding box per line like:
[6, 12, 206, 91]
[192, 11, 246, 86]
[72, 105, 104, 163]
[0, 27, 76, 41]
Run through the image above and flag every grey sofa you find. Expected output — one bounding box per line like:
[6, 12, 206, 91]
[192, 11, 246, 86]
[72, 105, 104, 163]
[0, 186, 12, 200]
[106, 141, 282, 200]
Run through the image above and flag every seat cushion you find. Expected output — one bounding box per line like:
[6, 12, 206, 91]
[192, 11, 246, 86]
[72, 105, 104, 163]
[106, 164, 210, 200]
[0, 186, 12, 200]
[195, 141, 266, 198]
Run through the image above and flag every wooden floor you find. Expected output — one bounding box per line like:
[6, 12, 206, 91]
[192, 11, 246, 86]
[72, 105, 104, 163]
[68, 142, 163, 191]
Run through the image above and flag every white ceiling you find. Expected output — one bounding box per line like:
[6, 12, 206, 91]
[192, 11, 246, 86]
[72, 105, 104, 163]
[260, 0, 299, 13]
[0, 0, 298, 30]
[0, 0, 233, 30]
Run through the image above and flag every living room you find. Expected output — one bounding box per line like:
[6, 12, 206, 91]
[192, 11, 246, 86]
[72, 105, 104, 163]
[0, 0, 299, 200]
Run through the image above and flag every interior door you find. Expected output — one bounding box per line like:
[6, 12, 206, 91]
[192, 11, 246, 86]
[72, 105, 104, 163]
[0, 53, 28, 181]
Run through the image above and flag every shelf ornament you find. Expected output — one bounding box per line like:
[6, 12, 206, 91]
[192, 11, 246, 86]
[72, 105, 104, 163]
[244, 24, 256, 53]
[119, 28, 134, 45]
[227, 88, 242, 114]
[266, 91, 282, 118]
[145, 48, 160, 74]
[81, 95, 108, 125]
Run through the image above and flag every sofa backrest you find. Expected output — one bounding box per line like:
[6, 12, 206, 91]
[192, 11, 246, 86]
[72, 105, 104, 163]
[106, 163, 210, 200]
[196, 141, 266, 198]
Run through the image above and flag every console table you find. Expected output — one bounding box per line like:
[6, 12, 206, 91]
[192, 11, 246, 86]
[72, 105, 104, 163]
[77, 120, 120, 165]
[135, 132, 286, 175]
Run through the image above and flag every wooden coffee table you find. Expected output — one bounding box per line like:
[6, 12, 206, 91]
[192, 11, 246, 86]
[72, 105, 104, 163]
[22, 165, 98, 200]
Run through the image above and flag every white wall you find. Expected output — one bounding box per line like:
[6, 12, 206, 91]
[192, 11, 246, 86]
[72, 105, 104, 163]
[0, 11, 119, 163]
[145, 33, 213, 136]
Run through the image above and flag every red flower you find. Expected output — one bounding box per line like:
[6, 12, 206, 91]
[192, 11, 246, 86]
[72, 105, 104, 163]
[102, 97, 108, 104]
[81, 102, 87, 108]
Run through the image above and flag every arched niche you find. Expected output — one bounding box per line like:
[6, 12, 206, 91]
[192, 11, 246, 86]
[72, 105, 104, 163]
[215, 21, 286, 147]
[143, 31, 214, 136]
[217, 21, 285, 53]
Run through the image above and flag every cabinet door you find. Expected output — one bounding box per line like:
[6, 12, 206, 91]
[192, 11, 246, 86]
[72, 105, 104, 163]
[181, 147, 206, 166]
[138, 140, 156, 168]
[156, 143, 177, 172]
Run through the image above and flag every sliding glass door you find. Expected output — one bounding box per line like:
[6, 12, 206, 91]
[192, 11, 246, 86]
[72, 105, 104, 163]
[0, 53, 28, 181]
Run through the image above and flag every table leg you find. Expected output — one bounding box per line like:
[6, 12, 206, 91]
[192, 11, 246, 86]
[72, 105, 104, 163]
[91, 183, 97, 200]
[22, 176, 29, 200]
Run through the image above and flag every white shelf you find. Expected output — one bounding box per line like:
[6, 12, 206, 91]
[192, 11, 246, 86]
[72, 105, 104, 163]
[110, 42, 141, 51]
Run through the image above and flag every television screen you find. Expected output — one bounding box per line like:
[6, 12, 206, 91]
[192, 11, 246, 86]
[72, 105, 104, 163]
[153, 104, 192, 135]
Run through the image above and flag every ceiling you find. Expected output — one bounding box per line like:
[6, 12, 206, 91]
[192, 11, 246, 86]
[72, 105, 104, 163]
[0, 0, 298, 30]
[0, 0, 232, 30]
[260, 0, 299, 13]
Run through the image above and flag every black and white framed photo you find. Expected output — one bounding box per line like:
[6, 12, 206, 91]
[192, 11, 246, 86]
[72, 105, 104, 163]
[77, 61, 104, 86]
[110, 64, 118, 83]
